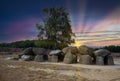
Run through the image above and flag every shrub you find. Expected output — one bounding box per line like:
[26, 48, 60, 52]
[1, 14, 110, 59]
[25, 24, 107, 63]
[34, 40, 68, 49]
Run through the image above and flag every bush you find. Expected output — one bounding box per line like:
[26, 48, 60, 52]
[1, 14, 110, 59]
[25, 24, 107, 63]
[34, 40, 68, 49]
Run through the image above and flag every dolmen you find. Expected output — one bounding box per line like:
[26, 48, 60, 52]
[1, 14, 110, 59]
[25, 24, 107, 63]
[94, 49, 114, 65]
[18, 46, 114, 66]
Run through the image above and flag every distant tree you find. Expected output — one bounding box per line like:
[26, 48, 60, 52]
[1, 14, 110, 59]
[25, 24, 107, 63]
[104, 45, 120, 53]
[36, 7, 75, 49]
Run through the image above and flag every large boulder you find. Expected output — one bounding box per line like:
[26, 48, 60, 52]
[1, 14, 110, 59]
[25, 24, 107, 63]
[23, 47, 34, 55]
[49, 50, 61, 55]
[94, 49, 110, 57]
[20, 55, 34, 61]
[32, 48, 46, 55]
[79, 55, 92, 64]
[62, 47, 78, 54]
[44, 49, 51, 55]
[78, 45, 94, 57]
[34, 55, 44, 62]
[63, 52, 77, 64]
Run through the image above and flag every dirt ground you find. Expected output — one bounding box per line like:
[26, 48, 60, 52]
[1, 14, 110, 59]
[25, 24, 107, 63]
[0, 53, 120, 81]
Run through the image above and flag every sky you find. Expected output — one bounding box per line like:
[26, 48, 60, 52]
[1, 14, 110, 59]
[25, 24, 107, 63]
[0, 0, 120, 46]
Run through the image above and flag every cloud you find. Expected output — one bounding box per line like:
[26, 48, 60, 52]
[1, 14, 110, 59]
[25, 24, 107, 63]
[0, 18, 39, 42]
[73, 7, 120, 46]
[91, 7, 120, 32]
[86, 39, 120, 46]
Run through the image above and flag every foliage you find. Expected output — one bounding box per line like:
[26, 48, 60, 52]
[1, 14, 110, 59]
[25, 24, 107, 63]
[0, 39, 67, 49]
[0, 40, 35, 48]
[34, 40, 67, 49]
[36, 7, 75, 49]
[103, 45, 120, 53]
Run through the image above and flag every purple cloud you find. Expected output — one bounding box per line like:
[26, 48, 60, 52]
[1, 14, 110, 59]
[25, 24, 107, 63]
[1, 18, 40, 42]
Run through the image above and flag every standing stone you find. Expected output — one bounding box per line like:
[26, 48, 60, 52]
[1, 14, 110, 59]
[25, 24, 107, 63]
[51, 55, 58, 62]
[34, 55, 44, 62]
[48, 55, 58, 62]
[48, 55, 52, 62]
[79, 55, 92, 64]
[63, 53, 77, 64]
[63, 53, 72, 64]
[96, 56, 104, 65]
[107, 55, 114, 65]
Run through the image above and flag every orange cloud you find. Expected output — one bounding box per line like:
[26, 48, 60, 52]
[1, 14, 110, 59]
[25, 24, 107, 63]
[86, 39, 120, 46]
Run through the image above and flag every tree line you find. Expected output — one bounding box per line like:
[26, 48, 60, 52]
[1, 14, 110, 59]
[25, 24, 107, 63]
[0, 40, 68, 49]
[0, 40, 35, 48]
[103, 45, 120, 53]
[0, 40, 120, 52]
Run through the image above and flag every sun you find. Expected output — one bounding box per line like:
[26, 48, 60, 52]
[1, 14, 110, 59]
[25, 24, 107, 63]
[73, 41, 84, 47]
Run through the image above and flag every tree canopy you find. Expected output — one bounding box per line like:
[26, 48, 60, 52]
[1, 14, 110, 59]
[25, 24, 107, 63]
[37, 7, 75, 49]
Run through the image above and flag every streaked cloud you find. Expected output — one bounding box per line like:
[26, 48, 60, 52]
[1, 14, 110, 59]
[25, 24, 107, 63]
[0, 18, 39, 42]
